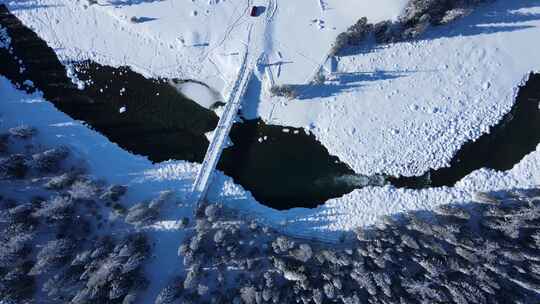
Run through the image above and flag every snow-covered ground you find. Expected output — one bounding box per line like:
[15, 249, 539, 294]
[256, 0, 540, 177]
[172, 81, 221, 109]
[2, 0, 540, 240]
[3, 0, 406, 93]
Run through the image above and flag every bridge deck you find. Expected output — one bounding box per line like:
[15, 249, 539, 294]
[191, 52, 253, 205]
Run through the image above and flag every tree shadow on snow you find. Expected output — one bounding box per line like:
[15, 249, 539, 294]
[105, 0, 166, 7]
[5, 0, 63, 11]
[292, 70, 409, 100]
[131, 16, 158, 23]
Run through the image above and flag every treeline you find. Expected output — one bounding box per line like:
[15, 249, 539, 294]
[331, 0, 490, 55]
[167, 190, 540, 303]
[3, 124, 539, 304]
[0, 125, 159, 303]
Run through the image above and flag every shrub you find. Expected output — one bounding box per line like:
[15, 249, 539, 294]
[290, 244, 313, 262]
[155, 276, 184, 304]
[0, 233, 33, 267]
[149, 190, 174, 209]
[272, 236, 294, 254]
[32, 195, 74, 221]
[100, 185, 128, 202]
[8, 125, 36, 139]
[440, 8, 472, 24]
[0, 202, 33, 224]
[330, 17, 372, 55]
[179, 217, 189, 229]
[44, 172, 77, 190]
[0, 133, 8, 153]
[30, 238, 76, 275]
[0, 154, 28, 179]
[68, 179, 100, 200]
[125, 202, 159, 227]
[30, 146, 69, 173]
[270, 85, 297, 99]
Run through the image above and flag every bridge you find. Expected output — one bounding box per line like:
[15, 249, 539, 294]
[191, 48, 254, 206]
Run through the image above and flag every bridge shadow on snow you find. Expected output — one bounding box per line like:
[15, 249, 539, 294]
[239, 72, 263, 119]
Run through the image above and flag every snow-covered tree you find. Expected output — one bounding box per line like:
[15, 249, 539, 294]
[8, 125, 36, 139]
[44, 172, 77, 190]
[100, 184, 128, 202]
[30, 146, 69, 173]
[125, 202, 159, 227]
[68, 179, 100, 201]
[290, 243, 313, 262]
[0, 154, 28, 179]
[155, 276, 184, 304]
[32, 195, 74, 221]
[30, 238, 76, 275]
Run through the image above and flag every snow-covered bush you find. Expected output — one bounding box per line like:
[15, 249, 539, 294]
[0, 154, 28, 179]
[8, 124, 36, 139]
[271, 236, 294, 254]
[42, 265, 84, 301]
[290, 243, 313, 262]
[440, 7, 473, 24]
[204, 203, 222, 222]
[100, 184, 127, 202]
[330, 17, 372, 55]
[270, 85, 298, 99]
[0, 202, 33, 224]
[68, 179, 100, 200]
[30, 146, 69, 173]
[0, 232, 33, 267]
[125, 202, 159, 227]
[30, 238, 76, 275]
[0, 263, 35, 303]
[32, 195, 74, 221]
[148, 190, 174, 209]
[155, 277, 184, 304]
[0, 25, 11, 49]
[44, 172, 77, 190]
[0, 133, 8, 153]
[124, 192, 172, 227]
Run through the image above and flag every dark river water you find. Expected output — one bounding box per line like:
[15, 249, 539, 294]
[1, 5, 539, 209]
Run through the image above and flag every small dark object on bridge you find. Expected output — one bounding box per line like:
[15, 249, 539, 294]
[250, 6, 259, 17]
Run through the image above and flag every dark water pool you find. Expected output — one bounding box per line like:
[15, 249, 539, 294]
[1, 5, 539, 210]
